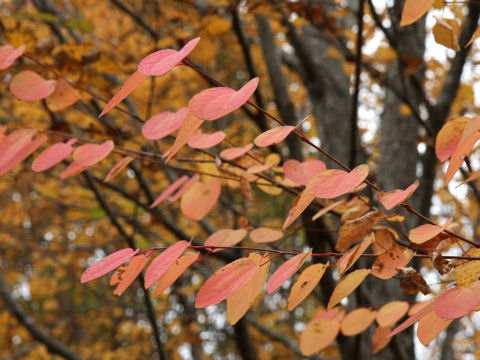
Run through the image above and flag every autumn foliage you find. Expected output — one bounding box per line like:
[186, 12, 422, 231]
[3, 0, 480, 359]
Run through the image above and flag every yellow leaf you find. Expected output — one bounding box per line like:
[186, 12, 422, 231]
[287, 263, 328, 311]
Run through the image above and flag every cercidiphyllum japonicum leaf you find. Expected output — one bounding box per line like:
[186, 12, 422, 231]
[336, 210, 384, 252]
[253, 126, 296, 147]
[287, 263, 328, 311]
[219, 143, 253, 161]
[226, 253, 270, 325]
[144, 241, 190, 289]
[435, 116, 470, 162]
[282, 190, 315, 230]
[400, 0, 435, 26]
[327, 269, 370, 309]
[138, 37, 200, 76]
[0, 44, 25, 70]
[0, 135, 47, 175]
[467, 24, 480, 47]
[111, 253, 150, 296]
[249, 228, 283, 243]
[266, 249, 312, 294]
[408, 218, 452, 244]
[371, 246, 415, 279]
[104, 156, 134, 182]
[149, 175, 189, 208]
[417, 309, 452, 346]
[45, 78, 81, 111]
[60, 140, 114, 179]
[306, 164, 369, 199]
[454, 248, 480, 288]
[372, 325, 393, 354]
[300, 310, 343, 356]
[283, 159, 326, 186]
[0, 129, 37, 168]
[204, 229, 247, 251]
[195, 257, 259, 308]
[376, 180, 419, 210]
[432, 17, 461, 51]
[371, 227, 397, 254]
[187, 131, 225, 149]
[99, 70, 149, 117]
[180, 177, 221, 220]
[311, 199, 345, 221]
[32, 139, 77, 172]
[336, 232, 374, 275]
[164, 112, 204, 161]
[81, 248, 139, 283]
[141, 107, 189, 140]
[389, 300, 436, 337]
[153, 253, 199, 297]
[169, 174, 199, 203]
[9, 70, 56, 101]
[376, 301, 410, 327]
[339, 308, 377, 336]
[188, 77, 259, 120]
[434, 280, 480, 319]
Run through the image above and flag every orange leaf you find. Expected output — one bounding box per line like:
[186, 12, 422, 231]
[417, 309, 452, 346]
[336, 210, 384, 252]
[153, 253, 199, 297]
[371, 246, 415, 279]
[435, 116, 470, 161]
[104, 156, 133, 182]
[144, 241, 190, 289]
[267, 249, 312, 294]
[409, 218, 451, 244]
[466, 24, 480, 47]
[164, 111, 204, 161]
[282, 190, 315, 230]
[180, 178, 221, 220]
[337, 232, 373, 274]
[112, 253, 150, 296]
[312, 199, 345, 221]
[9, 70, 56, 101]
[227, 253, 270, 325]
[372, 325, 392, 354]
[377, 180, 419, 210]
[46, 78, 81, 111]
[99, 70, 148, 117]
[340, 308, 376, 336]
[220, 143, 253, 161]
[432, 18, 460, 51]
[253, 126, 296, 147]
[400, 0, 435, 27]
[150, 175, 189, 208]
[372, 227, 397, 254]
[389, 300, 436, 337]
[434, 280, 480, 319]
[306, 164, 369, 199]
[287, 263, 328, 311]
[195, 257, 258, 308]
[205, 229, 247, 251]
[299, 318, 339, 356]
[376, 301, 409, 327]
[250, 228, 283, 243]
[327, 269, 370, 309]
[169, 174, 199, 203]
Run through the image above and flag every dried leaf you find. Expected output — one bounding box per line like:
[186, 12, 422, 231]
[336, 211, 384, 252]
[371, 246, 415, 279]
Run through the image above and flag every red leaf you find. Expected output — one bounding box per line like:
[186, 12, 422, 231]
[0, 44, 25, 70]
[0, 136, 47, 175]
[104, 156, 134, 182]
[187, 131, 225, 149]
[9, 70, 56, 101]
[377, 180, 419, 210]
[144, 241, 190, 289]
[153, 253, 199, 297]
[195, 257, 259, 308]
[81, 248, 138, 283]
[150, 175, 189, 208]
[188, 78, 258, 120]
[434, 280, 480, 319]
[180, 178, 221, 220]
[219, 143, 253, 161]
[32, 139, 77, 172]
[142, 108, 189, 140]
[267, 249, 312, 294]
[112, 253, 150, 296]
[283, 159, 326, 185]
[99, 70, 148, 117]
[138, 37, 200, 76]
[306, 164, 369, 199]
[253, 126, 296, 147]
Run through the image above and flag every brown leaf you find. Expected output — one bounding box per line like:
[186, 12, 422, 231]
[336, 210, 384, 252]
[397, 267, 431, 295]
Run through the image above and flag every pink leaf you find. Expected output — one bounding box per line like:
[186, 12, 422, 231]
[205, 229, 247, 251]
[150, 175, 189, 208]
[267, 249, 312, 294]
[32, 139, 77, 172]
[220, 143, 253, 161]
[9, 70, 56, 101]
[144, 241, 190, 289]
[389, 300, 436, 337]
[188, 78, 259, 121]
[283, 159, 326, 186]
[99, 71, 148, 117]
[180, 178, 221, 220]
[168, 174, 200, 202]
[0, 129, 36, 169]
[73, 140, 114, 167]
[253, 126, 296, 147]
[104, 156, 134, 182]
[0, 44, 25, 70]
[187, 131, 225, 149]
[0, 136, 47, 175]
[306, 164, 369, 199]
[142, 108, 189, 140]
[409, 218, 452, 244]
[138, 37, 200, 76]
[153, 253, 199, 297]
[434, 280, 480, 319]
[195, 257, 258, 308]
[377, 180, 419, 210]
[81, 248, 139, 283]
